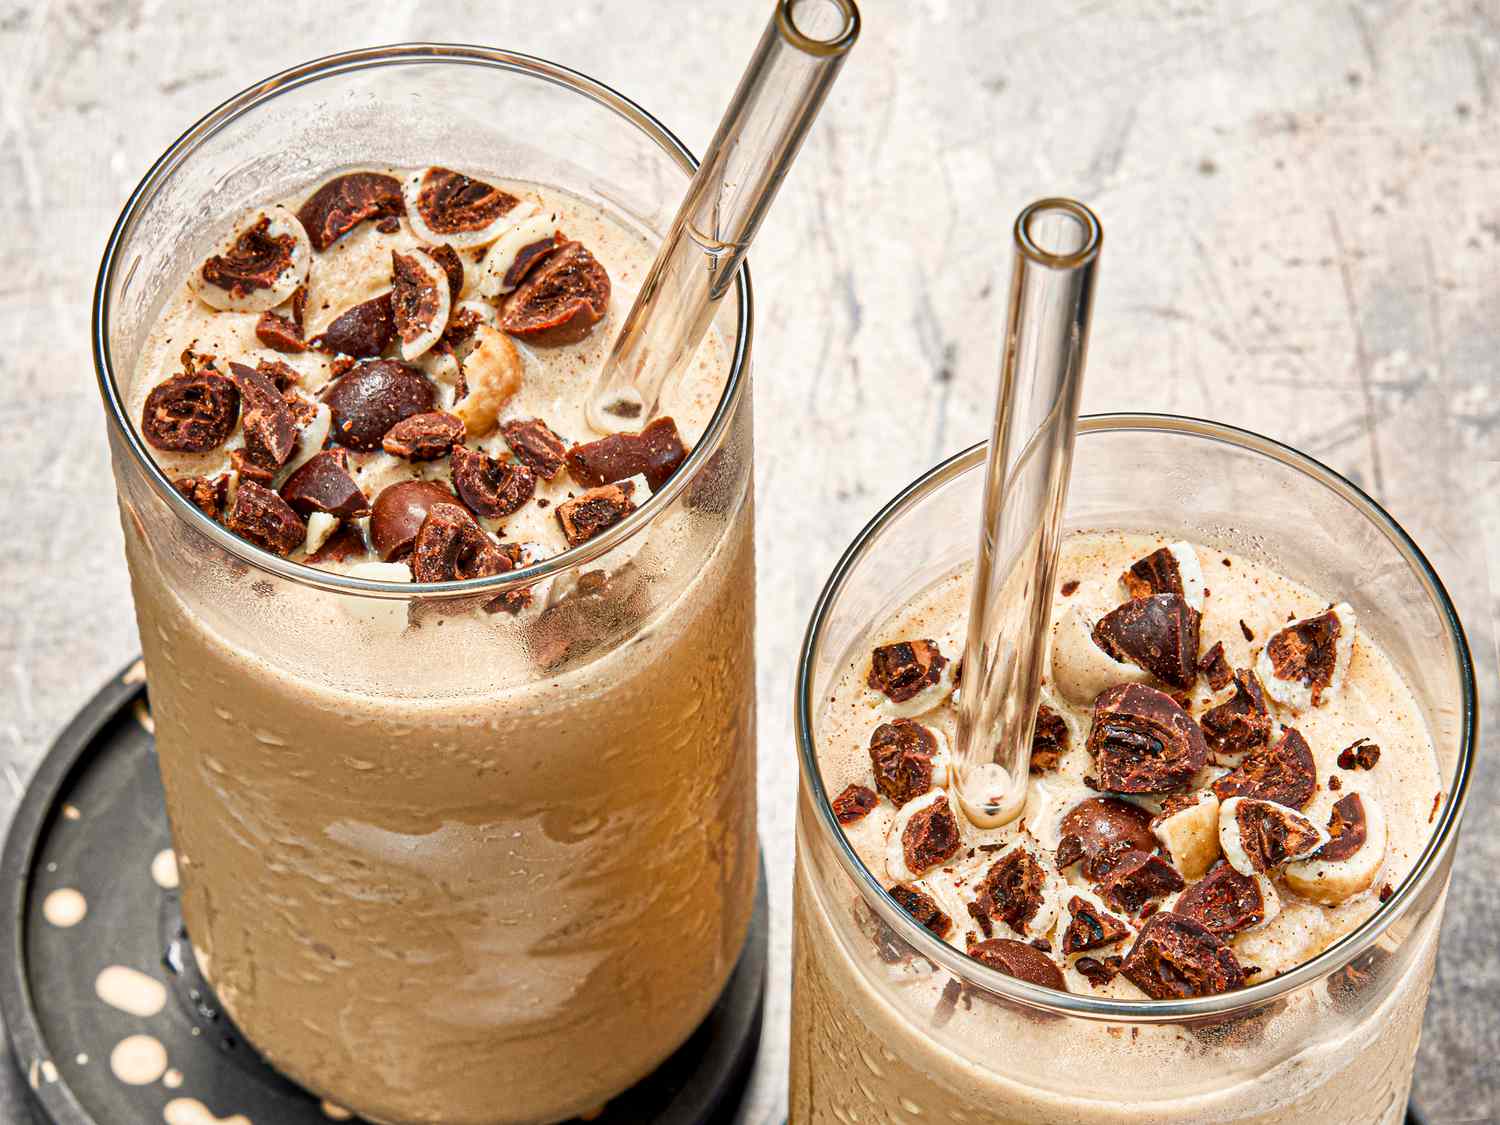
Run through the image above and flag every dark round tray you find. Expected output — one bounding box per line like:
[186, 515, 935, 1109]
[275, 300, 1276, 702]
[0, 660, 766, 1125]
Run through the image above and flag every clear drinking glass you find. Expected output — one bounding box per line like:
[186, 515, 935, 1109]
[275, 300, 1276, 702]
[94, 46, 757, 1125]
[791, 416, 1475, 1125]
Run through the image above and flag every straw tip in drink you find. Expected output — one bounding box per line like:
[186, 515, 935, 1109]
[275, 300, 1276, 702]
[957, 762, 1026, 828]
[587, 386, 647, 434]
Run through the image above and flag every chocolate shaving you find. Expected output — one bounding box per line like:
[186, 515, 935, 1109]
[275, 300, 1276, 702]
[832, 784, 879, 825]
[1174, 860, 1267, 937]
[868, 719, 937, 807]
[867, 640, 949, 705]
[297, 172, 405, 252]
[1086, 683, 1208, 793]
[1200, 669, 1273, 760]
[565, 416, 690, 491]
[1075, 955, 1123, 987]
[225, 480, 306, 556]
[1211, 727, 1317, 809]
[1122, 546, 1184, 600]
[1120, 912, 1245, 999]
[382, 411, 466, 461]
[901, 798, 961, 874]
[450, 444, 536, 519]
[501, 418, 568, 480]
[1336, 738, 1381, 771]
[889, 884, 953, 939]
[1092, 593, 1201, 689]
[555, 482, 636, 547]
[1060, 896, 1130, 954]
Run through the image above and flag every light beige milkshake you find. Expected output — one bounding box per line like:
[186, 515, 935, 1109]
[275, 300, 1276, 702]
[118, 168, 756, 1124]
[791, 532, 1446, 1124]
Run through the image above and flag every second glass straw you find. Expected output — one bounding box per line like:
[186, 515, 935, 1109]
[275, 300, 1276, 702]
[953, 200, 1103, 828]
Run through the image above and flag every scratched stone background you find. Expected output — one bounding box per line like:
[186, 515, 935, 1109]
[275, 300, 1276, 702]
[0, 0, 1497, 1122]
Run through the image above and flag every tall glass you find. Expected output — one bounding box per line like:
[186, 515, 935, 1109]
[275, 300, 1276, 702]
[791, 416, 1475, 1124]
[94, 47, 757, 1125]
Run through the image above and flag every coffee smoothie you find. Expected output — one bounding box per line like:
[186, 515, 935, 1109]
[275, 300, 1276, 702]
[119, 167, 756, 1124]
[791, 531, 1446, 1124]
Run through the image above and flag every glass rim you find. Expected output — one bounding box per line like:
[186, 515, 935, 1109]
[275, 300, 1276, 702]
[795, 412, 1478, 1021]
[92, 43, 754, 601]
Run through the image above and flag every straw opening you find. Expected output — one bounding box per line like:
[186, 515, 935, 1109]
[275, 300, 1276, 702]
[778, 0, 860, 55]
[1015, 198, 1102, 269]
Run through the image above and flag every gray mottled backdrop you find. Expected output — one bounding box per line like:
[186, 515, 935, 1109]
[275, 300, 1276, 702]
[0, 1, 1495, 1122]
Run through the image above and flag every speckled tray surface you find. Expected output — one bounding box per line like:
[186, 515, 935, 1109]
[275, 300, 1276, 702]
[0, 661, 767, 1125]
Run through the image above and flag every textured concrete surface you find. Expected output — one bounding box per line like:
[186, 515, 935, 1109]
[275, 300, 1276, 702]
[0, 0, 1496, 1122]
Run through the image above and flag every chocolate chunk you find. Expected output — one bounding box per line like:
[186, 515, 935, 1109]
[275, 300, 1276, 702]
[411, 168, 519, 236]
[565, 416, 690, 491]
[1313, 794, 1369, 862]
[199, 216, 298, 302]
[1092, 593, 1201, 689]
[868, 719, 937, 807]
[450, 443, 536, 518]
[832, 784, 879, 825]
[500, 240, 611, 346]
[410, 503, 514, 583]
[324, 359, 436, 452]
[555, 482, 636, 547]
[1226, 798, 1326, 872]
[1060, 895, 1130, 954]
[1060, 579, 1080, 596]
[425, 243, 465, 301]
[1328, 775, 1342, 791]
[1175, 860, 1269, 937]
[501, 417, 569, 480]
[314, 293, 396, 358]
[967, 939, 1065, 991]
[382, 411, 466, 461]
[979, 849, 1048, 932]
[306, 523, 366, 565]
[1198, 642, 1233, 691]
[1337, 738, 1381, 771]
[1239, 619, 1254, 642]
[297, 172, 405, 252]
[392, 250, 448, 351]
[258, 359, 301, 392]
[1086, 683, 1208, 794]
[1265, 610, 1342, 705]
[505, 235, 562, 291]
[225, 480, 306, 556]
[1200, 669, 1273, 760]
[228, 448, 274, 486]
[141, 364, 239, 452]
[889, 884, 953, 939]
[172, 475, 228, 520]
[1030, 704, 1069, 773]
[1121, 912, 1245, 999]
[227, 362, 298, 470]
[368, 479, 457, 561]
[867, 640, 949, 705]
[1211, 727, 1317, 809]
[279, 449, 369, 521]
[902, 797, 961, 874]
[1378, 883, 1394, 903]
[1122, 546, 1184, 600]
[1099, 850, 1186, 915]
[1075, 955, 1123, 987]
[1055, 796, 1157, 880]
[255, 310, 305, 353]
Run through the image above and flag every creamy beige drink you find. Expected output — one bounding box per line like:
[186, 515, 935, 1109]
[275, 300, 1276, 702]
[119, 168, 756, 1125]
[791, 531, 1446, 1125]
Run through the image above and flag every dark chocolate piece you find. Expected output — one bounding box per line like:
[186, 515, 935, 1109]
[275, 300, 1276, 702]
[1086, 683, 1208, 794]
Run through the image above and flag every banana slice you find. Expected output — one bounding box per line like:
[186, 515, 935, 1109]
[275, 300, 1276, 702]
[1284, 793, 1387, 905]
[302, 512, 338, 557]
[392, 249, 452, 361]
[1256, 602, 1357, 712]
[274, 402, 331, 486]
[403, 167, 534, 249]
[1219, 796, 1328, 876]
[1151, 790, 1222, 879]
[478, 213, 558, 298]
[1050, 602, 1154, 705]
[190, 205, 311, 313]
[451, 325, 525, 437]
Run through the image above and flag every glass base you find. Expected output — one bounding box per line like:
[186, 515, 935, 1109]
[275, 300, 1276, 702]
[1, 660, 767, 1125]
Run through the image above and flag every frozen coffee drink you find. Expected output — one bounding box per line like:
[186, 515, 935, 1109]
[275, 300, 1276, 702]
[96, 51, 756, 1125]
[790, 422, 1474, 1125]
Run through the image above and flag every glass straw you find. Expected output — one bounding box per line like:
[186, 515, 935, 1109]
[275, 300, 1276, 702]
[952, 199, 1103, 828]
[587, 0, 860, 432]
